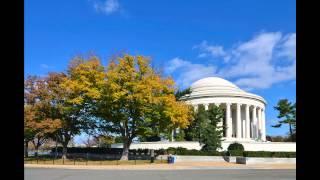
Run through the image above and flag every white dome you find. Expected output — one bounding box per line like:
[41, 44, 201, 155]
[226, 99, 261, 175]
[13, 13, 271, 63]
[183, 76, 266, 104]
[191, 77, 240, 91]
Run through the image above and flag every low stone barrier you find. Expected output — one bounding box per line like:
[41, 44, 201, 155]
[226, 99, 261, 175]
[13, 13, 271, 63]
[222, 156, 237, 163]
[155, 155, 296, 164]
[156, 155, 226, 162]
[236, 157, 296, 164]
[221, 141, 296, 152]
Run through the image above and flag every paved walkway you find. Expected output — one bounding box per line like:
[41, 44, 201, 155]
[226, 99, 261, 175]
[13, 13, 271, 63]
[25, 168, 296, 180]
[25, 161, 296, 170]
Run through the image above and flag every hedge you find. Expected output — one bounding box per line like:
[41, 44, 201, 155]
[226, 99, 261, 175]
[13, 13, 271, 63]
[51, 147, 123, 154]
[165, 147, 224, 156]
[50, 147, 295, 158]
[243, 151, 296, 158]
[52, 147, 161, 155]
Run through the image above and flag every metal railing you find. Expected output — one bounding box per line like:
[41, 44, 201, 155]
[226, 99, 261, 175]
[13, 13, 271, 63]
[24, 153, 166, 165]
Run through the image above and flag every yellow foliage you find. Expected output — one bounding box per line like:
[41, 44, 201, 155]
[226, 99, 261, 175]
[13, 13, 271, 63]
[104, 54, 192, 129]
[62, 56, 106, 105]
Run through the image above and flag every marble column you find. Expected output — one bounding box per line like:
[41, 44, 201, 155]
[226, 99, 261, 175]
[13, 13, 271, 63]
[204, 103, 209, 110]
[261, 109, 266, 141]
[193, 104, 198, 112]
[257, 108, 261, 139]
[236, 103, 242, 139]
[226, 103, 232, 138]
[245, 104, 250, 139]
[171, 129, 174, 142]
[252, 106, 257, 138]
[260, 108, 263, 139]
[215, 103, 223, 133]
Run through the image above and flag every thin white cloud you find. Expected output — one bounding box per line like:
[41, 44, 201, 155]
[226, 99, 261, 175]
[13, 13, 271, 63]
[193, 40, 229, 62]
[166, 57, 217, 88]
[40, 64, 50, 69]
[219, 32, 296, 90]
[93, 0, 120, 15]
[167, 32, 296, 90]
[276, 33, 296, 60]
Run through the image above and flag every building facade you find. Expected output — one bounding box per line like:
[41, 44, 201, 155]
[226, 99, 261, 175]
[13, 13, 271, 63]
[112, 77, 296, 152]
[180, 77, 267, 142]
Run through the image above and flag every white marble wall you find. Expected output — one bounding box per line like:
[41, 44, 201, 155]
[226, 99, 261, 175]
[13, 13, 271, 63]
[111, 141, 296, 152]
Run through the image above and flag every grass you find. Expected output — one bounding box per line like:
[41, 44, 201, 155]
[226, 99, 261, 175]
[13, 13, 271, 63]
[24, 157, 166, 165]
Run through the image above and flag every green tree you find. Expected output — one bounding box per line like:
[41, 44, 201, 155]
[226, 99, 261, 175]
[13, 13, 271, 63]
[93, 135, 116, 148]
[201, 105, 224, 151]
[195, 105, 208, 143]
[182, 104, 224, 151]
[272, 99, 296, 142]
[175, 88, 192, 100]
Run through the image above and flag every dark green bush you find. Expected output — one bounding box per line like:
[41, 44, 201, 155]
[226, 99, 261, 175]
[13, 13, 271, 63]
[137, 149, 143, 155]
[227, 143, 244, 151]
[228, 150, 243, 157]
[143, 149, 149, 155]
[156, 148, 166, 155]
[51, 147, 123, 154]
[176, 147, 188, 154]
[243, 151, 296, 158]
[167, 147, 176, 154]
[161, 147, 223, 156]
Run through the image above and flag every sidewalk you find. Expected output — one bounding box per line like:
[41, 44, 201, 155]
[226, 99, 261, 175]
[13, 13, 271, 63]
[25, 161, 296, 170]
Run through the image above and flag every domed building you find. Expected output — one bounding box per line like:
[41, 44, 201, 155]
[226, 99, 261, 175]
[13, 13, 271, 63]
[112, 76, 296, 152]
[180, 77, 266, 142]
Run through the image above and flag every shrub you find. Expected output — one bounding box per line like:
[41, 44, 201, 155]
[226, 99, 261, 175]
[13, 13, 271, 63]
[176, 147, 188, 155]
[51, 147, 123, 154]
[227, 142, 244, 151]
[160, 147, 223, 156]
[143, 149, 149, 155]
[131, 149, 137, 155]
[228, 150, 243, 157]
[137, 149, 143, 155]
[156, 148, 166, 155]
[243, 151, 296, 158]
[266, 135, 272, 141]
[167, 147, 176, 154]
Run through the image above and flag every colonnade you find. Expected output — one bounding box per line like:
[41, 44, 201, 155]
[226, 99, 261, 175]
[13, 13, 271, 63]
[193, 103, 266, 141]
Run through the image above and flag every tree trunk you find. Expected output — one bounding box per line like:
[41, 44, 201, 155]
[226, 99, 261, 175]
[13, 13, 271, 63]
[55, 139, 58, 158]
[24, 141, 29, 158]
[34, 146, 39, 157]
[120, 140, 131, 161]
[62, 143, 68, 159]
[289, 124, 293, 142]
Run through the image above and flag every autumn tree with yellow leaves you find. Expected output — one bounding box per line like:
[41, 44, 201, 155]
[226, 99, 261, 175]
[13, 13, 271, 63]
[25, 54, 193, 160]
[57, 56, 106, 159]
[93, 55, 192, 160]
[24, 76, 62, 157]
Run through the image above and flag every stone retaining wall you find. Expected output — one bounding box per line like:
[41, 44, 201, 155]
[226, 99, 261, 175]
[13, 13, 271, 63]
[236, 157, 296, 164]
[156, 155, 227, 162]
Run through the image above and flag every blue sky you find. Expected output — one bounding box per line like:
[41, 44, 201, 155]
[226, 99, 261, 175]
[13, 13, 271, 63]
[25, 0, 296, 142]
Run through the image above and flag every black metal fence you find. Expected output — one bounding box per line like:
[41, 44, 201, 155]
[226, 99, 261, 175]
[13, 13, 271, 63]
[24, 152, 167, 165]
